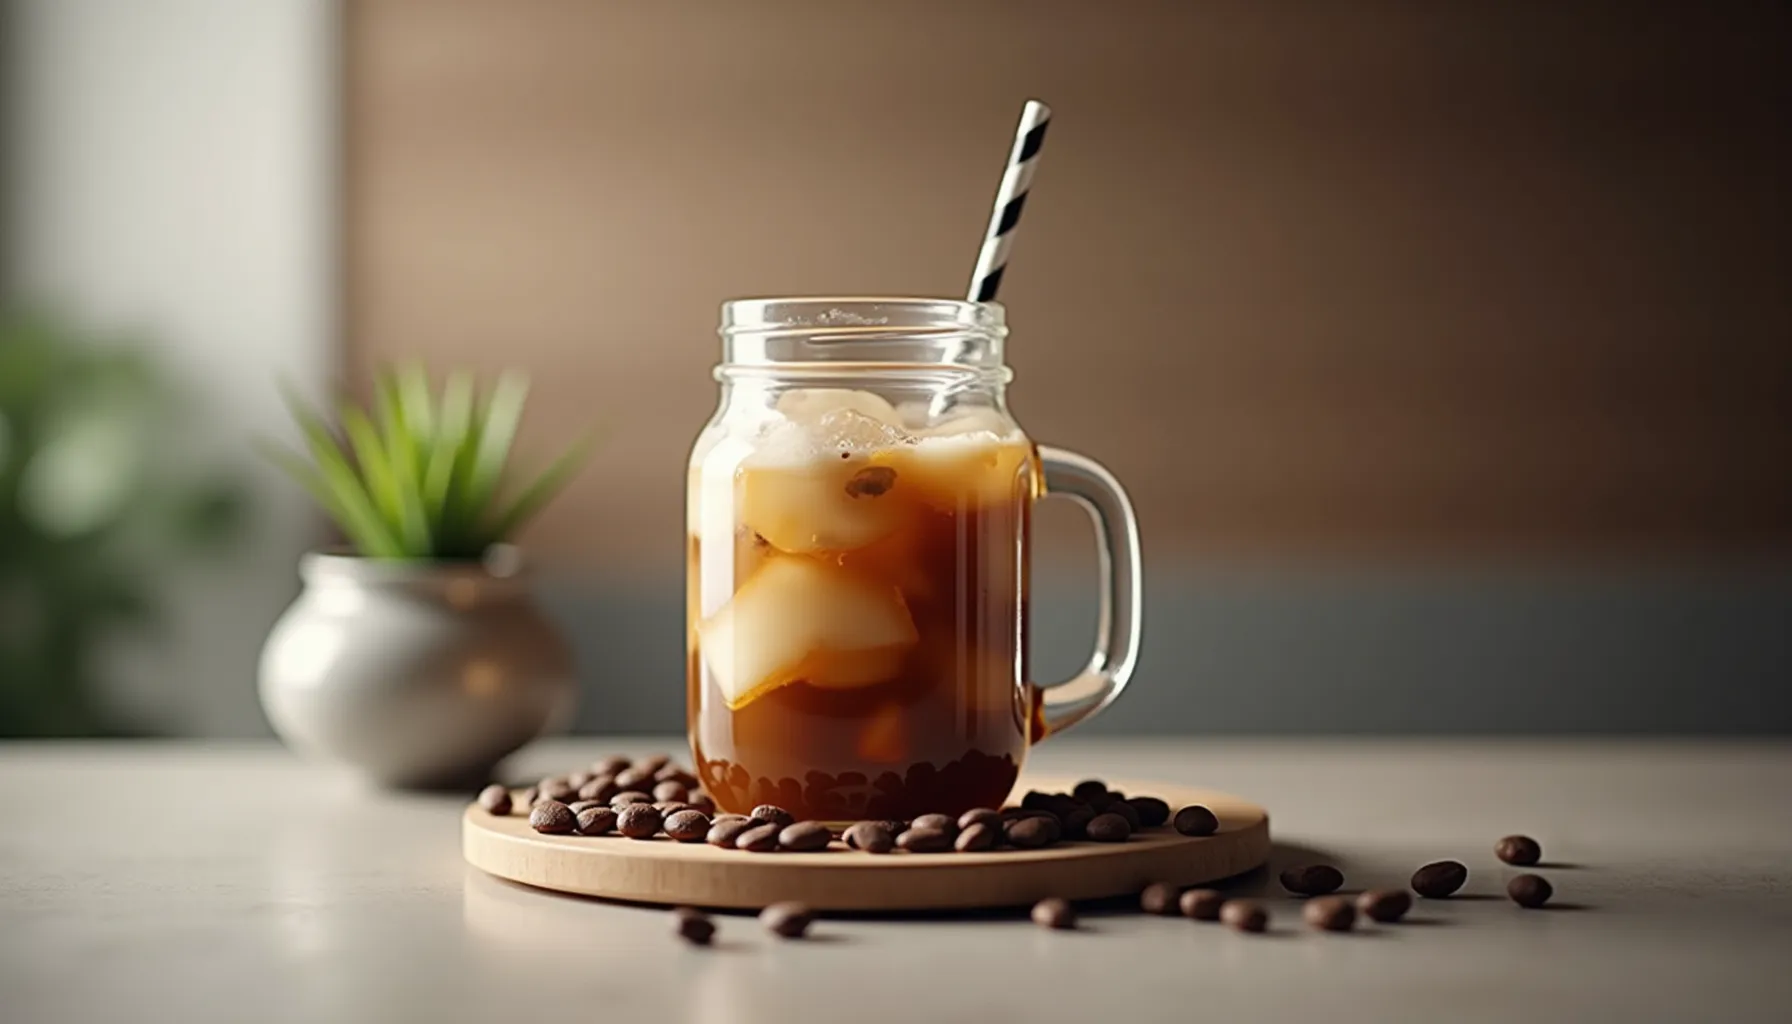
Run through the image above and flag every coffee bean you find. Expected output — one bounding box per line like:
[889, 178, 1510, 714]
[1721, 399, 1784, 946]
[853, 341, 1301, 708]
[1172, 805, 1219, 837]
[672, 907, 715, 945]
[1127, 797, 1171, 828]
[954, 822, 999, 852]
[663, 809, 711, 842]
[529, 800, 575, 834]
[896, 827, 952, 853]
[1140, 882, 1179, 915]
[779, 821, 832, 852]
[1071, 779, 1108, 801]
[653, 780, 690, 804]
[760, 901, 814, 938]
[616, 803, 662, 839]
[635, 753, 673, 774]
[750, 804, 795, 829]
[538, 777, 578, 803]
[1084, 813, 1132, 843]
[575, 806, 618, 836]
[1357, 889, 1412, 922]
[567, 771, 595, 790]
[1020, 790, 1056, 811]
[707, 817, 756, 848]
[568, 799, 604, 814]
[1103, 800, 1142, 831]
[1507, 874, 1553, 908]
[844, 821, 895, 854]
[1412, 860, 1468, 899]
[476, 784, 512, 815]
[518, 785, 539, 807]
[1005, 815, 1059, 849]
[578, 776, 619, 802]
[1220, 900, 1268, 933]
[1059, 804, 1096, 839]
[614, 766, 655, 791]
[736, 823, 782, 852]
[1031, 897, 1076, 930]
[687, 793, 716, 816]
[654, 801, 693, 817]
[1496, 835, 1542, 867]
[1180, 889, 1225, 921]
[909, 813, 957, 836]
[592, 755, 631, 776]
[655, 766, 700, 788]
[1279, 864, 1344, 896]
[957, 808, 1000, 831]
[610, 790, 653, 808]
[1304, 896, 1357, 932]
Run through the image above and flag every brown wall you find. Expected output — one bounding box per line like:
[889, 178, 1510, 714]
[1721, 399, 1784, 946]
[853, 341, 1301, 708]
[344, 0, 1792, 570]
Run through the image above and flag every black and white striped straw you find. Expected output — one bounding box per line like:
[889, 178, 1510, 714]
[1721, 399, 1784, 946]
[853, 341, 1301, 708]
[967, 99, 1052, 303]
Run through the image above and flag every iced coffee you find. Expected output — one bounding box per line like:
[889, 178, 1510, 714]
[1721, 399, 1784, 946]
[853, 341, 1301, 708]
[687, 388, 1039, 820]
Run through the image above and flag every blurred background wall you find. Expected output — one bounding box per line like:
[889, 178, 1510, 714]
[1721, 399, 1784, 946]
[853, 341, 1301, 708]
[4, 0, 1789, 736]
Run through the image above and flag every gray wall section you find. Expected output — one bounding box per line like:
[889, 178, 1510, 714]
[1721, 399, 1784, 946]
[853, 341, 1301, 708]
[540, 567, 1792, 736]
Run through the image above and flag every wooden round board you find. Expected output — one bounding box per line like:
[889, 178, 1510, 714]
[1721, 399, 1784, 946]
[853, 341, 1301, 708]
[462, 776, 1270, 911]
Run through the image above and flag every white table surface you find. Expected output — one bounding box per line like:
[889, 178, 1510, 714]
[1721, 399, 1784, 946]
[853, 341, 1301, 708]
[3, 738, 1790, 1023]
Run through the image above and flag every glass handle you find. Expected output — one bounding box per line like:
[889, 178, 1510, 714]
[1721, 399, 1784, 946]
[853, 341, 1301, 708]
[1035, 446, 1143, 739]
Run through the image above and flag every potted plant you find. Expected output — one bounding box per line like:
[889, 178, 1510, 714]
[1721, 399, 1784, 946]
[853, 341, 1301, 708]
[257, 366, 589, 788]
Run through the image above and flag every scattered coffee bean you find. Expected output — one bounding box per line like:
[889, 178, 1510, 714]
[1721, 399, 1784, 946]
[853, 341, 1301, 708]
[1279, 864, 1344, 896]
[616, 803, 663, 839]
[575, 806, 618, 836]
[750, 804, 795, 829]
[610, 790, 653, 808]
[1507, 874, 1553, 908]
[779, 821, 833, 852]
[1220, 900, 1268, 933]
[567, 771, 595, 790]
[1127, 797, 1171, 828]
[897, 827, 953, 853]
[909, 813, 958, 836]
[1172, 805, 1219, 837]
[760, 901, 814, 938]
[654, 801, 693, 817]
[529, 800, 576, 834]
[568, 799, 604, 814]
[1357, 889, 1413, 923]
[1005, 815, 1059, 849]
[1071, 779, 1108, 801]
[653, 780, 689, 804]
[518, 785, 539, 807]
[1304, 896, 1357, 932]
[592, 755, 631, 776]
[1084, 813, 1132, 843]
[672, 907, 714, 946]
[687, 793, 716, 816]
[538, 777, 578, 803]
[1020, 790, 1056, 811]
[955, 822, 999, 852]
[663, 809, 711, 842]
[655, 766, 700, 788]
[1412, 860, 1468, 899]
[578, 776, 619, 802]
[1103, 800, 1142, 831]
[707, 817, 756, 848]
[1496, 835, 1542, 867]
[1032, 897, 1076, 930]
[635, 753, 672, 774]
[957, 808, 1000, 831]
[476, 784, 512, 815]
[736, 823, 782, 853]
[1140, 882, 1180, 915]
[614, 766, 655, 791]
[1180, 889, 1225, 921]
[844, 821, 895, 854]
[1059, 804, 1096, 839]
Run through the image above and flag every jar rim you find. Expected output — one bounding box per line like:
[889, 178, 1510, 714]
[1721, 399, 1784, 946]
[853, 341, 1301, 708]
[719, 297, 1007, 372]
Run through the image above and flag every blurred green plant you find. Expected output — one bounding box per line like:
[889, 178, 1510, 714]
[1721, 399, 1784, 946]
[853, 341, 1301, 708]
[0, 309, 248, 737]
[260, 366, 592, 560]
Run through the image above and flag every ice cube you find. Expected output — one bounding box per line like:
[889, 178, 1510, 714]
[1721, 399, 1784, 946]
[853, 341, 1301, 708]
[904, 438, 1035, 511]
[738, 451, 908, 554]
[775, 388, 903, 430]
[698, 556, 918, 708]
